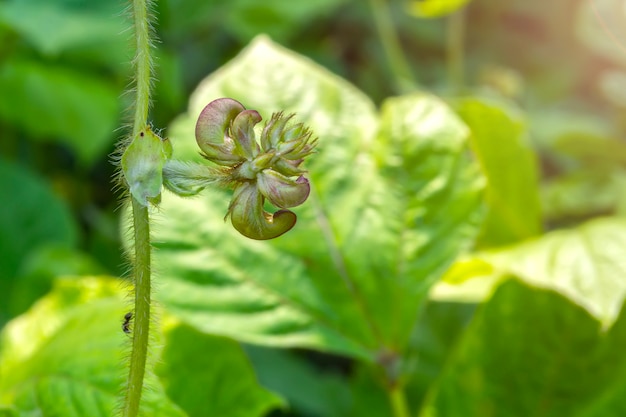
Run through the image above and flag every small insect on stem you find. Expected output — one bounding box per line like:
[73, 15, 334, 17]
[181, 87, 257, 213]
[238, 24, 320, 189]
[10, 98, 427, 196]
[122, 312, 133, 334]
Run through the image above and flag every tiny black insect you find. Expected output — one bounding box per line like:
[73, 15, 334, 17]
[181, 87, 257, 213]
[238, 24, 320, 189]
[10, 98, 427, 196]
[122, 312, 133, 334]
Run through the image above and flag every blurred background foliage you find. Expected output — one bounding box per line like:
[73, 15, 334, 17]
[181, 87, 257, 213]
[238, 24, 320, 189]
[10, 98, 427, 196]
[1, 0, 626, 414]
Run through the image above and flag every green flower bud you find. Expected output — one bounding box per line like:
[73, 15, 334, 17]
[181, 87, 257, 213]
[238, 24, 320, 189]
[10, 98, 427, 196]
[195, 98, 316, 239]
[121, 126, 170, 206]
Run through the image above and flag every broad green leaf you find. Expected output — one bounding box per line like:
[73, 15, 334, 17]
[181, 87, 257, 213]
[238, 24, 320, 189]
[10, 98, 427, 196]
[366, 93, 484, 348]
[156, 325, 283, 417]
[0, 276, 186, 417]
[454, 97, 542, 247]
[0, 60, 119, 165]
[0, 159, 78, 325]
[433, 217, 626, 326]
[148, 37, 484, 359]
[0, 2, 127, 56]
[421, 279, 626, 417]
[408, 0, 471, 18]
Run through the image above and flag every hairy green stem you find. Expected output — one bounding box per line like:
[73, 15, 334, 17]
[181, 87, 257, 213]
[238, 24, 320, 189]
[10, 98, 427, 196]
[388, 384, 411, 417]
[368, 0, 416, 93]
[122, 0, 153, 416]
[446, 9, 466, 94]
[123, 200, 151, 417]
[131, 0, 152, 135]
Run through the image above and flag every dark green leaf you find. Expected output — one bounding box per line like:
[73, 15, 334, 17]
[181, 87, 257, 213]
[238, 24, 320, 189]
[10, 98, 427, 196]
[223, 0, 347, 43]
[0, 60, 119, 165]
[421, 279, 626, 417]
[246, 347, 351, 417]
[406, 301, 477, 411]
[10, 244, 105, 317]
[0, 159, 78, 324]
[156, 325, 284, 417]
[0, 2, 127, 56]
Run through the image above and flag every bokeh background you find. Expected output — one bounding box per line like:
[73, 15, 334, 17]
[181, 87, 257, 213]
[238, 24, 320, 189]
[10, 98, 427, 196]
[1, 0, 625, 351]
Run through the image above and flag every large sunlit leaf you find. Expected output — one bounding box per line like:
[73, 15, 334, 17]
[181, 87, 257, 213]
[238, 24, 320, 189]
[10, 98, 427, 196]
[421, 279, 626, 417]
[368, 93, 484, 347]
[0, 277, 186, 417]
[149, 36, 484, 359]
[156, 325, 284, 417]
[432, 217, 626, 326]
[454, 97, 542, 247]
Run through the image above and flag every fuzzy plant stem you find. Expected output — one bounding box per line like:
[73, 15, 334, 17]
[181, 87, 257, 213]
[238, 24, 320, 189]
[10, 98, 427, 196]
[368, 0, 416, 93]
[122, 0, 153, 416]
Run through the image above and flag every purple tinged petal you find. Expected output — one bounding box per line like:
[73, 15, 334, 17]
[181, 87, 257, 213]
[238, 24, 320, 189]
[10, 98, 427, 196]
[196, 98, 245, 162]
[228, 183, 296, 240]
[257, 170, 311, 208]
[231, 109, 262, 159]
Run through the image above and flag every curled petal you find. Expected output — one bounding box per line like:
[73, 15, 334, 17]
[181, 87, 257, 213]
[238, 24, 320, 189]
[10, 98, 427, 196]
[257, 170, 310, 208]
[227, 183, 297, 240]
[196, 98, 245, 163]
[231, 110, 262, 159]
